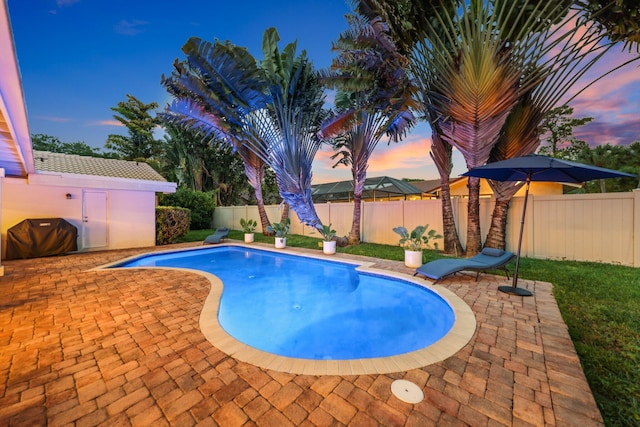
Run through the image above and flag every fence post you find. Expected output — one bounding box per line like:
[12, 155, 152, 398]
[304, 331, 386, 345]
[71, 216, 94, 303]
[634, 189, 640, 268]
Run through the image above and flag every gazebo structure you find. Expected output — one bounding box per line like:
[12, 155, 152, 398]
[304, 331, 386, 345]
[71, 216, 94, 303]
[311, 176, 424, 203]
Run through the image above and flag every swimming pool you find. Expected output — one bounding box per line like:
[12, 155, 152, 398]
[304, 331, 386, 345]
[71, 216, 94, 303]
[104, 244, 476, 374]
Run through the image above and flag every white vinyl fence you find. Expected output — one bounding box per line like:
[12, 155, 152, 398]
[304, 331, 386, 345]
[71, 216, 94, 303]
[214, 189, 640, 267]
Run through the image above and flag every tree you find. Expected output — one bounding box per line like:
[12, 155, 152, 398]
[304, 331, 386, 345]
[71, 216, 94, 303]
[358, 0, 557, 254]
[582, 142, 640, 192]
[161, 36, 277, 233]
[576, 0, 640, 50]
[208, 142, 251, 206]
[161, 123, 210, 191]
[319, 13, 417, 245]
[259, 28, 327, 230]
[552, 140, 640, 192]
[357, 0, 640, 254]
[105, 94, 163, 160]
[162, 28, 327, 232]
[539, 105, 593, 157]
[32, 133, 106, 157]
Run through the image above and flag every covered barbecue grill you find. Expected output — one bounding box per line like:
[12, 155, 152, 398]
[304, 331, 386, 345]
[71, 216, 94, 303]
[5, 218, 78, 259]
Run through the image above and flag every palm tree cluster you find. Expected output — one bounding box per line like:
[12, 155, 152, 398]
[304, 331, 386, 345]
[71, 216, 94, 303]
[356, 0, 640, 254]
[156, 0, 639, 249]
[161, 28, 326, 233]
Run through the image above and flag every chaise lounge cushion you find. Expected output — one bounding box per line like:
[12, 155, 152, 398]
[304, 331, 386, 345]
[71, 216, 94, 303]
[414, 248, 515, 283]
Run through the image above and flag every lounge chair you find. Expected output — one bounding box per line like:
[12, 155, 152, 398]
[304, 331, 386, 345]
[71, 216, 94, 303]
[414, 247, 515, 284]
[203, 227, 230, 244]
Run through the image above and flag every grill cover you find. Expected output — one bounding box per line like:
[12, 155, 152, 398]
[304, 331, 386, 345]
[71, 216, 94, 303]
[6, 218, 78, 260]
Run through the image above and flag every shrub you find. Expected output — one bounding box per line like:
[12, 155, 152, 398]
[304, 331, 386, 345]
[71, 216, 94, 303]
[158, 188, 215, 230]
[156, 206, 190, 245]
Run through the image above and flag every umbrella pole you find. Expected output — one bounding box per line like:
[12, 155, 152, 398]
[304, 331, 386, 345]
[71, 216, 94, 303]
[498, 175, 533, 297]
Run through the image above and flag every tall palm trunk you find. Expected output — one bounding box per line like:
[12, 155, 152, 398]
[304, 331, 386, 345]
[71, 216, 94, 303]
[348, 164, 367, 245]
[240, 148, 272, 235]
[430, 132, 463, 255]
[280, 201, 290, 224]
[484, 198, 510, 249]
[484, 98, 541, 249]
[466, 177, 483, 255]
[254, 182, 273, 236]
[193, 156, 204, 192]
[439, 178, 463, 256]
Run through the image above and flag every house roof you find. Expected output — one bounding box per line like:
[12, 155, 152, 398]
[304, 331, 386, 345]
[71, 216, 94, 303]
[407, 179, 442, 194]
[311, 176, 423, 202]
[33, 151, 168, 182]
[410, 177, 467, 195]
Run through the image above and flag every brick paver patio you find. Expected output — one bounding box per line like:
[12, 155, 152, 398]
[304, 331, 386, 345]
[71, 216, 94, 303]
[0, 242, 603, 426]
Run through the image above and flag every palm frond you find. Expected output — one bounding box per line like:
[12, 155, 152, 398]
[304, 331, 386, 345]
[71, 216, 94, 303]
[161, 99, 231, 144]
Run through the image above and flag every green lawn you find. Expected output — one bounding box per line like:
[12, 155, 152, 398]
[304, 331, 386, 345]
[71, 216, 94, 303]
[179, 229, 640, 426]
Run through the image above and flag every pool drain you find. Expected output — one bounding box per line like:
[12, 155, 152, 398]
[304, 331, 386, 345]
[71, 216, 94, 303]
[391, 379, 424, 403]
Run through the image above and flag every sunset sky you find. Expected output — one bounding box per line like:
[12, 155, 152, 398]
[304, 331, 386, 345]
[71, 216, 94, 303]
[7, 0, 640, 183]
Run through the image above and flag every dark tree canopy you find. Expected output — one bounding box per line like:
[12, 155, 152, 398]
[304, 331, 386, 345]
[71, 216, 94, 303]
[32, 134, 109, 157]
[105, 94, 163, 160]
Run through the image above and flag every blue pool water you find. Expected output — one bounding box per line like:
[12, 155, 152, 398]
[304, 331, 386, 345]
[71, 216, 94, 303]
[114, 246, 455, 360]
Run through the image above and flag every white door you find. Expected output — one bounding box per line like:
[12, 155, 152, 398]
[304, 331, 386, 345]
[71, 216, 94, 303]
[82, 191, 108, 249]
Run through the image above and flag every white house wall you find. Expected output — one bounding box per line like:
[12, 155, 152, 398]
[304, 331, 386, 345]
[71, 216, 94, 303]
[105, 190, 156, 250]
[1, 177, 158, 257]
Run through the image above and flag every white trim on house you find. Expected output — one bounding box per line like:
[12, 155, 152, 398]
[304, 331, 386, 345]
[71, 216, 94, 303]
[0, 0, 35, 177]
[29, 170, 177, 193]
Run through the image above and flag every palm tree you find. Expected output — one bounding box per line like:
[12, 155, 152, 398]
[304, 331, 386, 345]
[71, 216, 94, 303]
[106, 94, 163, 161]
[319, 13, 417, 246]
[161, 29, 327, 232]
[260, 28, 327, 230]
[161, 37, 276, 233]
[429, 129, 464, 255]
[161, 123, 211, 191]
[237, 145, 272, 234]
[357, 0, 640, 255]
[482, 0, 640, 249]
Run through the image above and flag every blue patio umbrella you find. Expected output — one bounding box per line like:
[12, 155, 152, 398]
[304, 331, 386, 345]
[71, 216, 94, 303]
[463, 154, 637, 296]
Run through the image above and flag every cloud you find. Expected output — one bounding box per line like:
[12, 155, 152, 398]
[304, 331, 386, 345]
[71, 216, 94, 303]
[312, 135, 439, 184]
[50, 0, 80, 13]
[87, 120, 123, 127]
[56, 0, 81, 7]
[571, 57, 640, 103]
[575, 118, 640, 146]
[559, 49, 640, 147]
[114, 19, 149, 36]
[35, 115, 73, 123]
[367, 137, 433, 175]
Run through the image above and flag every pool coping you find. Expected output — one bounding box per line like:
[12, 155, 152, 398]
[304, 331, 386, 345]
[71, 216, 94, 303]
[94, 242, 477, 375]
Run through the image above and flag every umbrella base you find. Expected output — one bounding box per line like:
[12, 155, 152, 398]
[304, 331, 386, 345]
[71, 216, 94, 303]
[498, 285, 533, 297]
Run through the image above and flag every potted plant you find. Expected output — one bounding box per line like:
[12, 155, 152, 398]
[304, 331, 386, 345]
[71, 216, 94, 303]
[392, 224, 442, 268]
[319, 224, 337, 255]
[268, 218, 290, 248]
[240, 218, 257, 243]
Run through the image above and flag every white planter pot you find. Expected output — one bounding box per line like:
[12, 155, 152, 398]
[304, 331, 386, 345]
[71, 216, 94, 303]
[404, 250, 423, 268]
[323, 240, 337, 255]
[275, 237, 287, 249]
[244, 233, 254, 243]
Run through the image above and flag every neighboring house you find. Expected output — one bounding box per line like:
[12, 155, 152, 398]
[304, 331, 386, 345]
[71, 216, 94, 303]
[311, 176, 424, 202]
[0, 4, 176, 273]
[412, 177, 565, 198]
[312, 176, 565, 203]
